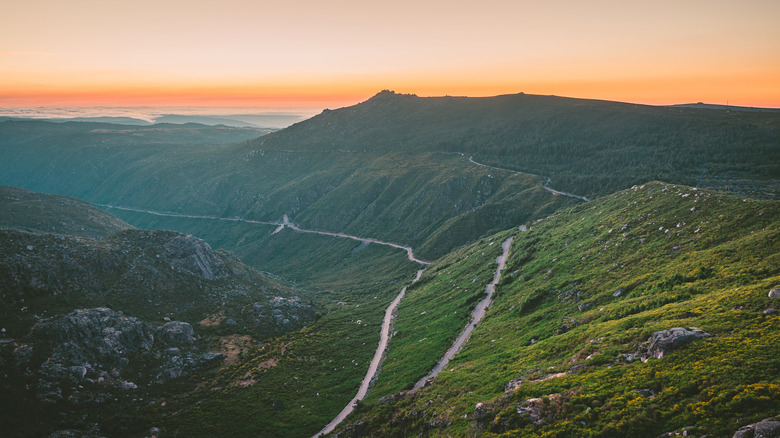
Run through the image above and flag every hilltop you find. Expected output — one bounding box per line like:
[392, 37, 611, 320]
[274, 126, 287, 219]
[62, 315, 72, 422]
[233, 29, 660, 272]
[0, 185, 132, 239]
[257, 91, 780, 198]
[2, 92, 777, 263]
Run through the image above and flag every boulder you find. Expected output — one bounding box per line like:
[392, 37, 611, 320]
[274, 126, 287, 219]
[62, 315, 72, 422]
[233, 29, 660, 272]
[649, 327, 711, 359]
[156, 321, 196, 347]
[733, 416, 780, 438]
[769, 287, 780, 299]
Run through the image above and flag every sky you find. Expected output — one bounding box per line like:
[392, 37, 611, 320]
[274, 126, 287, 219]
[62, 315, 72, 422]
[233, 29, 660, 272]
[2, 0, 779, 109]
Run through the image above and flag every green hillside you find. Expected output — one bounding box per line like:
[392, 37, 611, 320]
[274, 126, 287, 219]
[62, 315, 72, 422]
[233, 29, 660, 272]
[2, 91, 778, 263]
[334, 182, 780, 437]
[257, 91, 780, 198]
[1, 94, 778, 437]
[0, 185, 132, 239]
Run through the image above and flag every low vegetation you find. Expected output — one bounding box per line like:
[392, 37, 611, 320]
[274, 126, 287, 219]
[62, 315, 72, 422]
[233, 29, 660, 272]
[334, 182, 780, 437]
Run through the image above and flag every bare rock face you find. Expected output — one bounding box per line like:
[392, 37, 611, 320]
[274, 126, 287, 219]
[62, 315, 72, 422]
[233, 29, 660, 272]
[649, 327, 711, 359]
[162, 233, 228, 280]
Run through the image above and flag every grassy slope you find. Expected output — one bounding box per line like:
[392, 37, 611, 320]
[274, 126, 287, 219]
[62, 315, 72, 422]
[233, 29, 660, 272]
[338, 182, 780, 437]
[110, 208, 426, 437]
[158, 245, 422, 437]
[0, 185, 132, 239]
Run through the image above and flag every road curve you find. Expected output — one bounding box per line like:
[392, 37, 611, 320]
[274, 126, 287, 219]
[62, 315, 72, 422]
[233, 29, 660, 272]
[278, 215, 431, 265]
[463, 155, 590, 202]
[313, 269, 426, 438]
[413, 236, 513, 390]
[97, 205, 431, 265]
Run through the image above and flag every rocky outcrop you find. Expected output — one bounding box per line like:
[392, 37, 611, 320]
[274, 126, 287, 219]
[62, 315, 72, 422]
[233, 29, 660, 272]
[733, 416, 780, 438]
[252, 296, 316, 331]
[648, 327, 711, 359]
[161, 233, 228, 280]
[34, 308, 154, 367]
[0, 226, 310, 340]
[622, 327, 712, 363]
[769, 287, 780, 299]
[156, 321, 196, 347]
[21, 308, 225, 404]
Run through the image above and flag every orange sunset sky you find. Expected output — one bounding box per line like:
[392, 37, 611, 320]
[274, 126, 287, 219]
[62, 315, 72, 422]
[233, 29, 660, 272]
[2, 0, 779, 109]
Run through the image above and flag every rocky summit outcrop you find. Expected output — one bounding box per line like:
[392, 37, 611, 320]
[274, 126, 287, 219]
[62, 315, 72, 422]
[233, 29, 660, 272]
[649, 327, 711, 359]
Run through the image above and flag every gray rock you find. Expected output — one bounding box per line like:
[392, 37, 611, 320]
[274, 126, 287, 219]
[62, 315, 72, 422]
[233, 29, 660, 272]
[34, 308, 154, 366]
[769, 287, 780, 299]
[649, 327, 711, 359]
[613, 288, 624, 297]
[48, 423, 104, 438]
[156, 321, 195, 347]
[754, 418, 780, 437]
[163, 233, 227, 280]
[200, 352, 225, 363]
[733, 417, 780, 438]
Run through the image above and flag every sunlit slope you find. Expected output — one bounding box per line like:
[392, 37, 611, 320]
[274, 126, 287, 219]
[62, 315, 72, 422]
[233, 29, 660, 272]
[338, 181, 780, 437]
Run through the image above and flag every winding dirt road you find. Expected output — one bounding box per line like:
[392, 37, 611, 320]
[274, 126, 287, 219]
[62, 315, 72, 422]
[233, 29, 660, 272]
[99, 203, 511, 436]
[413, 236, 513, 390]
[463, 154, 590, 202]
[313, 269, 425, 438]
[98, 206, 430, 265]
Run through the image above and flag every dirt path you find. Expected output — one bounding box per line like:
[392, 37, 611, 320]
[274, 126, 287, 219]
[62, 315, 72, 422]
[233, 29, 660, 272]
[313, 269, 425, 438]
[413, 236, 513, 390]
[463, 155, 590, 202]
[277, 215, 431, 265]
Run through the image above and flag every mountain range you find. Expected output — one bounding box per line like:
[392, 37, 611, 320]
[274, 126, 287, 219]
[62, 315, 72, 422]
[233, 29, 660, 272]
[0, 91, 778, 437]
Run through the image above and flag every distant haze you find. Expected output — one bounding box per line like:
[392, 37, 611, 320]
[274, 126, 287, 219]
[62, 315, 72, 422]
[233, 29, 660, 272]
[0, 106, 319, 128]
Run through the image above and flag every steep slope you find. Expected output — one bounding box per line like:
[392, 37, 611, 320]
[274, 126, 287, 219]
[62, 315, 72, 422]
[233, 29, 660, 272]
[335, 182, 780, 437]
[0, 185, 132, 239]
[0, 187, 315, 437]
[0, 119, 577, 261]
